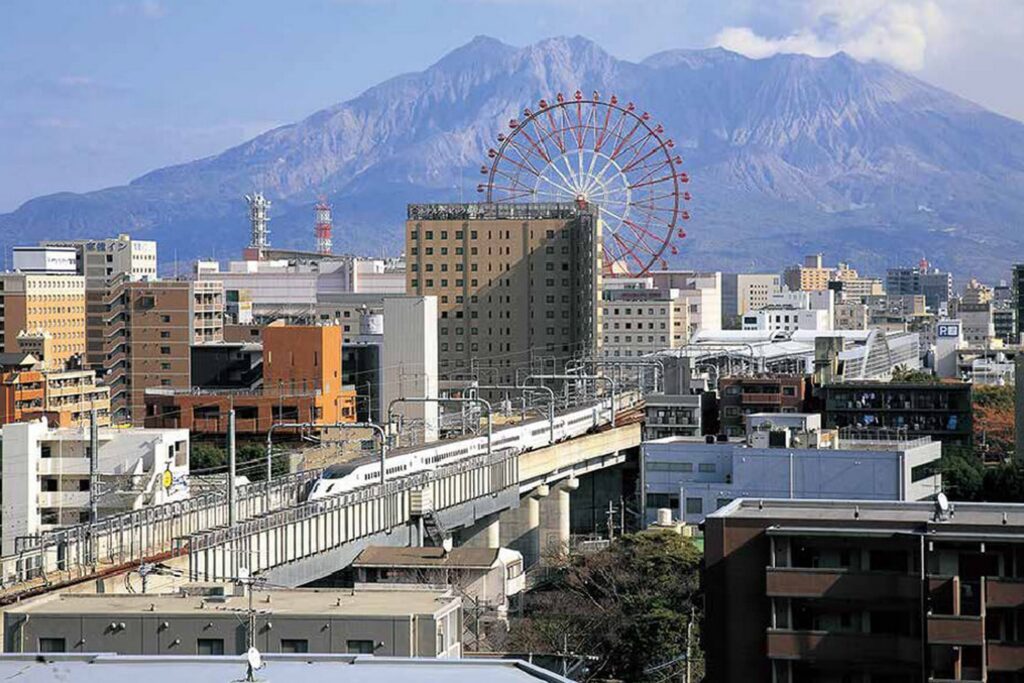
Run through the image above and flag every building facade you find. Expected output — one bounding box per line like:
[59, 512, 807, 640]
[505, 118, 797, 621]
[705, 499, 1024, 682]
[644, 414, 942, 524]
[887, 262, 953, 312]
[3, 587, 462, 658]
[600, 283, 689, 358]
[0, 273, 85, 370]
[722, 273, 782, 322]
[405, 203, 601, 384]
[0, 420, 189, 553]
[718, 376, 812, 436]
[822, 381, 973, 448]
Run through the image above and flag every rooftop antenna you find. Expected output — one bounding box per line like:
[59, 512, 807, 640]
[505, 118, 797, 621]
[245, 192, 271, 260]
[314, 196, 333, 255]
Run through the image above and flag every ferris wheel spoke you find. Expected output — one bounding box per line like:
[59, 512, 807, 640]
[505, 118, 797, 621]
[484, 94, 686, 277]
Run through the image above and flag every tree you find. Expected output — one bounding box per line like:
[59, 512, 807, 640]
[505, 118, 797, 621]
[974, 385, 1015, 460]
[940, 446, 984, 501]
[190, 443, 226, 473]
[506, 530, 702, 682]
[235, 442, 288, 481]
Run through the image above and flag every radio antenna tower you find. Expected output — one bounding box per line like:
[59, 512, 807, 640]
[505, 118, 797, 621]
[245, 192, 271, 259]
[314, 197, 333, 255]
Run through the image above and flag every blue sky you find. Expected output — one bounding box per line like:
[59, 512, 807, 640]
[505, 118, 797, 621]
[2, 0, 1022, 212]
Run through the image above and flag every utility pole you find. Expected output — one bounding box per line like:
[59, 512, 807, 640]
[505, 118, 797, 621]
[606, 501, 615, 541]
[89, 407, 99, 523]
[228, 409, 237, 527]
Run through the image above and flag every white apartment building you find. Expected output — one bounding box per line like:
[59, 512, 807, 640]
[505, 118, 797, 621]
[960, 303, 996, 346]
[0, 420, 189, 554]
[382, 296, 438, 443]
[742, 290, 834, 333]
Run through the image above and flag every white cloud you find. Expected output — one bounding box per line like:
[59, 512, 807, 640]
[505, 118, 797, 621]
[712, 1, 948, 71]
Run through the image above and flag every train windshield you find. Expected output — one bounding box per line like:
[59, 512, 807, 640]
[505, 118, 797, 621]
[323, 464, 358, 480]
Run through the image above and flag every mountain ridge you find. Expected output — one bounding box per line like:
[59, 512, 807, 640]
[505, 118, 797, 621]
[3, 34, 1024, 279]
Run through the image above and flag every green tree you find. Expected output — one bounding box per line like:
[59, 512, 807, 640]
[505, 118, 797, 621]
[236, 442, 289, 481]
[190, 443, 226, 473]
[940, 446, 984, 501]
[506, 530, 702, 682]
[981, 462, 1024, 502]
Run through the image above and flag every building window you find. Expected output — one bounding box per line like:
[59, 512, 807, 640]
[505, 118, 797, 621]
[685, 498, 703, 515]
[347, 640, 375, 654]
[160, 346, 171, 355]
[280, 639, 309, 653]
[698, 463, 716, 473]
[197, 638, 225, 655]
[38, 638, 66, 653]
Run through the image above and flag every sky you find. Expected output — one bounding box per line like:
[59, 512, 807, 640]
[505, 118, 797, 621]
[1, 0, 1023, 212]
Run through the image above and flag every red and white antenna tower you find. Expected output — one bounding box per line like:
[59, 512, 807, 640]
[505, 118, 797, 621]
[314, 197, 332, 255]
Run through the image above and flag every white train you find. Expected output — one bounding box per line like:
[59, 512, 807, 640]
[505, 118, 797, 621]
[307, 393, 636, 501]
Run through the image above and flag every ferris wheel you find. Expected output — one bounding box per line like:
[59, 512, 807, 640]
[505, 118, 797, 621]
[478, 90, 690, 276]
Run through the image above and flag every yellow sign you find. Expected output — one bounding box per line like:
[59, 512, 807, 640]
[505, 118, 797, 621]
[162, 469, 173, 490]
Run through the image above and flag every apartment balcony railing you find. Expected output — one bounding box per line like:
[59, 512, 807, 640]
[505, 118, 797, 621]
[766, 629, 921, 664]
[766, 567, 919, 602]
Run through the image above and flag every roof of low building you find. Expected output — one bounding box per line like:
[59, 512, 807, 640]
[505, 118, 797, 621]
[6, 587, 457, 618]
[353, 546, 500, 569]
[0, 654, 571, 683]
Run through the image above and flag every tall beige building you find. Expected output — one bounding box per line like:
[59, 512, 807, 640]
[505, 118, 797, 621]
[405, 203, 601, 383]
[0, 273, 85, 370]
[783, 254, 833, 292]
[600, 284, 689, 358]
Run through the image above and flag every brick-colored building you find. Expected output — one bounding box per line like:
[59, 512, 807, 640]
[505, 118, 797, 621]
[705, 498, 1024, 682]
[144, 325, 355, 434]
[0, 273, 85, 370]
[0, 353, 44, 425]
[718, 375, 811, 436]
[405, 203, 601, 384]
[95, 280, 224, 424]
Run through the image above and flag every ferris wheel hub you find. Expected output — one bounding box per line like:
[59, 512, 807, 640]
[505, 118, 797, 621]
[481, 92, 691, 276]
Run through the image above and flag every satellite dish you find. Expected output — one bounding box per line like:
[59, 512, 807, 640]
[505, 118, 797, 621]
[441, 537, 453, 554]
[937, 492, 950, 514]
[246, 646, 264, 671]
[237, 567, 250, 580]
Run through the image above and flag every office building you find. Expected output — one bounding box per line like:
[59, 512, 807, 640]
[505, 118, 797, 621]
[722, 273, 782, 322]
[0, 419, 188, 554]
[3, 586, 462, 658]
[705, 498, 1024, 682]
[11, 246, 77, 274]
[600, 278, 689, 358]
[0, 272, 85, 370]
[644, 413, 942, 524]
[822, 380, 973, 448]
[831, 265, 884, 301]
[960, 302, 996, 346]
[43, 234, 157, 286]
[783, 254, 833, 292]
[145, 325, 356, 435]
[833, 300, 868, 330]
[405, 203, 600, 384]
[887, 260, 953, 312]
[1014, 264, 1024, 342]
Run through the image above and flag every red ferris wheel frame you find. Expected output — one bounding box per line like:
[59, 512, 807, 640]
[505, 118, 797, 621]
[478, 90, 690, 276]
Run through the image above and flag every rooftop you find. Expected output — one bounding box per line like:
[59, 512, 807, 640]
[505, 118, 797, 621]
[407, 202, 581, 221]
[0, 654, 570, 683]
[7, 587, 457, 618]
[709, 498, 1024, 529]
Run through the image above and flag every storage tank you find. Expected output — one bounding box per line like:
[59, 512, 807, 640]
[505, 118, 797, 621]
[359, 310, 384, 336]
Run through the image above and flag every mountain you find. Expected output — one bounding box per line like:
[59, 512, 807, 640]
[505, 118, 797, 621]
[4, 35, 1024, 279]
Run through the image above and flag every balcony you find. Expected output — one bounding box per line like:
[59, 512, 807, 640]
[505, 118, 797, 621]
[741, 392, 782, 405]
[766, 567, 919, 602]
[766, 629, 920, 663]
[927, 615, 984, 646]
[37, 458, 91, 476]
[37, 491, 90, 508]
[986, 577, 1024, 609]
[988, 641, 1024, 672]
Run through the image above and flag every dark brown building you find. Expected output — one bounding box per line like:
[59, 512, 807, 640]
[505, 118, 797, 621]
[704, 498, 1024, 683]
[718, 375, 811, 437]
[822, 381, 973, 449]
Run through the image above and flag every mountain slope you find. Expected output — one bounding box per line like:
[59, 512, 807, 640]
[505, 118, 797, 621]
[3, 35, 1024, 278]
